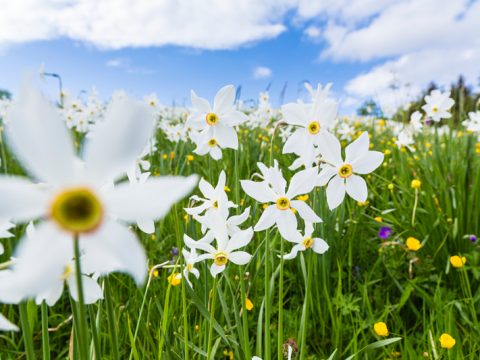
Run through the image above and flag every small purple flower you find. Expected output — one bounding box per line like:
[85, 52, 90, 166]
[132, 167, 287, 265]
[171, 246, 179, 256]
[378, 226, 393, 240]
[424, 118, 433, 126]
[469, 235, 477, 243]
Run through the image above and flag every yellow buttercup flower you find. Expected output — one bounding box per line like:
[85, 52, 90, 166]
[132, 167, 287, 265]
[406, 237, 421, 251]
[374, 322, 389, 337]
[388, 183, 394, 191]
[411, 179, 421, 189]
[439, 333, 455, 349]
[450, 255, 466, 268]
[245, 298, 254, 311]
[187, 154, 194, 162]
[374, 216, 382, 222]
[167, 273, 182, 286]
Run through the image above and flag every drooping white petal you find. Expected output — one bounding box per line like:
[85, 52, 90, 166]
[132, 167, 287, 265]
[198, 177, 216, 199]
[0, 177, 49, 222]
[351, 151, 384, 174]
[312, 238, 329, 254]
[283, 129, 305, 155]
[276, 210, 297, 240]
[317, 131, 343, 167]
[210, 146, 222, 160]
[345, 175, 368, 202]
[228, 251, 252, 265]
[345, 132, 369, 165]
[137, 219, 155, 234]
[326, 175, 346, 210]
[191, 90, 211, 113]
[227, 207, 250, 226]
[240, 180, 277, 203]
[226, 227, 253, 253]
[282, 243, 305, 260]
[281, 103, 308, 127]
[316, 166, 337, 186]
[68, 275, 103, 305]
[290, 200, 321, 223]
[215, 124, 238, 150]
[286, 167, 318, 199]
[210, 263, 226, 277]
[254, 205, 277, 232]
[105, 175, 198, 222]
[5, 86, 77, 184]
[84, 96, 155, 184]
[35, 280, 64, 306]
[80, 220, 147, 285]
[213, 85, 235, 114]
[0, 313, 18, 331]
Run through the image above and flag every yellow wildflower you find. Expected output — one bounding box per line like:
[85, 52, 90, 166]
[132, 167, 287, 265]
[245, 298, 254, 311]
[374, 216, 382, 222]
[450, 255, 466, 268]
[374, 322, 389, 337]
[167, 273, 182, 286]
[411, 179, 421, 189]
[439, 333, 455, 349]
[406, 237, 421, 251]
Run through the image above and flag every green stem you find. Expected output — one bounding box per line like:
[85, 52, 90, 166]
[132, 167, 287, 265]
[105, 277, 120, 360]
[277, 235, 284, 359]
[181, 274, 190, 360]
[158, 273, 174, 360]
[300, 252, 313, 359]
[41, 301, 50, 360]
[19, 302, 36, 360]
[73, 236, 89, 360]
[239, 267, 251, 359]
[411, 188, 419, 226]
[264, 229, 271, 359]
[206, 277, 218, 360]
[88, 306, 101, 360]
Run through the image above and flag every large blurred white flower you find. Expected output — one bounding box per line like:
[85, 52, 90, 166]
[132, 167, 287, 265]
[0, 87, 197, 300]
[187, 85, 248, 160]
[422, 90, 454, 122]
[317, 132, 383, 210]
[241, 165, 320, 239]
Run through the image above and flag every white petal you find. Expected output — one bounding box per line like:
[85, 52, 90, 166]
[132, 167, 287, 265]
[226, 227, 253, 252]
[227, 207, 250, 226]
[326, 175, 346, 210]
[281, 103, 308, 126]
[345, 175, 368, 202]
[0, 177, 49, 222]
[286, 167, 318, 199]
[210, 263, 225, 277]
[36, 280, 64, 306]
[312, 238, 329, 254]
[0, 313, 18, 331]
[215, 124, 238, 150]
[317, 131, 343, 166]
[213, 85, 235, 114]
[5, 87, 77, 184]
[137, 219, 155, 234]
[351, 151, 384, 174]
[191, 90, 211, 113]
[283, 129, 305, 155]
[105, 175, 198, 222]
[210, 146, 222, 160]
[241, 180, 277, 203]
[228, 251, 252, 265]
[254, 205, 277, 232]
[316, 166, 337, 186]
[81, 220, 147, 285]
[68, 275, 103, 305]
[290, 200, 321, 223]
[84, 96, 155, 184]
[345, 132, 369, 164]
[199, 177, 215, 199]
[282, 243, 304, 260]
[276, 210, 297, 240]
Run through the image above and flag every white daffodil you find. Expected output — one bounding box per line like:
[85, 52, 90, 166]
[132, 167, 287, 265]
[187, 85, 248, 160]
[185, 170, 235, 219]
[317, 132, 383, 210]
[181, 247, 201, 287]
[463, 111, 480, 133]
[410, 111, 424, 132]
[184, 228, 253, 277]
[281, 86, 337, 158]
[194, 207, 250, 237]
[0, 87, 197, 299]
[126, 171, 155, 234]
[282, 222, 329, 260]
[0, 313, 17, 332]
[421, 90, 454, 122]
[396, 129, 415, 151]
[241, 165, 320, 239]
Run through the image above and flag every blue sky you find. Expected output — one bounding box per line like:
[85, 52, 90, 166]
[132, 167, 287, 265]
[0, 0, 478, 114]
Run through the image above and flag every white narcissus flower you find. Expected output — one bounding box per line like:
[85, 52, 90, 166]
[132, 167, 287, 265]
[0, 87, 197, 301]
[410, 111, 423, 132]
[463, 111, 480, 132]
[281, 85, 337, 159]
[0, 313, 17, 332]
[181, 247, 201, 287]
[185, 228, 253, 277]
[187, 85, 248, 160]
[396, 129, 415, 151]
[241, 165, 320, 239]
[282, 222, 329, 260]
[126, 170, 155, 234]
[421, 90, 454, 122]
[317, 132, 383, 210]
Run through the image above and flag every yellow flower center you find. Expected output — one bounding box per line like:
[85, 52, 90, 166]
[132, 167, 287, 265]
[212, 200, 219, 208]
[60, 265, 73, 280]
[308, 121, 320, 134]
[275, 197, 290, 210]
[214, 251, 228, 266]
[50, 187, 103, 234]
[338, 164, 353, 178]
[187, 263, 193, 272]
[303, 237, 313, 249]
[432, 106, 438, 113]
[205, 112, 219, 126]
[208, 138, 217, 147]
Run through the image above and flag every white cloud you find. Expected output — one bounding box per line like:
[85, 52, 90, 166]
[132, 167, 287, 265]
[253, 66, 272, 79]
[303, 25, 321, 40]
[0, 0, 293, 50]
[106, 58, 129, 68]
